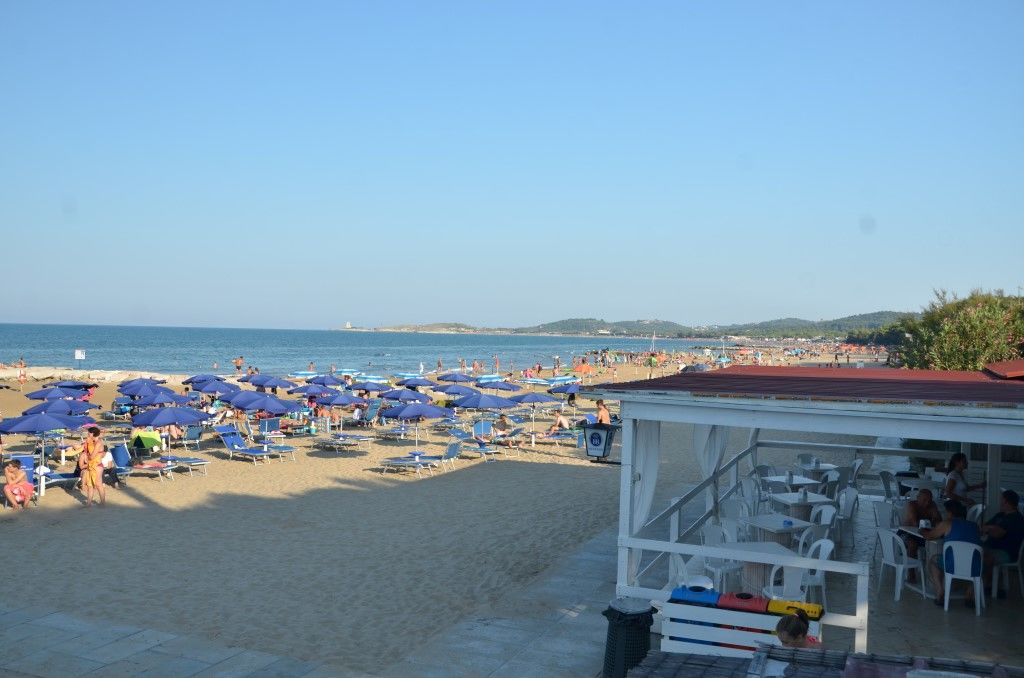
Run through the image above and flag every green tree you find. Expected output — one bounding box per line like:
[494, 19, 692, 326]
[898, 290, 1024, 370]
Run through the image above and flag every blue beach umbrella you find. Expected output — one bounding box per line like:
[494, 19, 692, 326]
[250, 375, 297, 390]
[119, 378, 166, 388]
[133, 392, 191, 407]
[308, 374, 345, 386]
[433, 384, 480, 397]
[438, 373, 475, 383]
[451, 393, 517, 410]
[316, 393, 367, 407]
[510, 392, 559, 430]
[548, 383, 581, 395]
[380, 388, 433, 404]
[25, 386, 88, 401]
[238, 393, 303, 415]
[478, 380, 520, 392]
[119, 383, 175, 398]
[132, 407, 209, 428]
[350, 381, 390, 393]
[396, 377, 437, 388]
[23, 399, 98, 416]
[223, 390, 262, 408]
[183, 374, 225, 385]
[0, 413, 94, 434]
[198, 380, 241, 397]
[379, 402, 454, 445]
[288, 384, 339, 397]
[44, 380, 96, 390]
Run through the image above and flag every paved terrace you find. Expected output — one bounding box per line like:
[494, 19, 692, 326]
[3, 484, 1021, 676]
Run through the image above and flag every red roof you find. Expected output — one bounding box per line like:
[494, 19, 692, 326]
[985, 359, 1024, 380]
[594, 366, 1024, 407]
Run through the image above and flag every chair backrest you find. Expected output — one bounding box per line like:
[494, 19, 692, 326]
[944, 541, 983, 579]
[811, 504, 837, 527]
[807, 538, 834, 564]
[877, 529, 905, 565]
[110, 443, 132, 468]
[9, 455, 36, 485]
[837, 487, 858, 519]
[966, 504, 985, 526]
[259, 417, 282, 434]
[443, 442, 461, 460]
[797, 524, 830, 556]
[701, 522, 730, 547]
[878, 471, 896, 500]
[183, 425, 203, 441]
[472, 421, 492, 437]
[873, 501, 898, 529]
[720, 498, 750, 520]
[754, 464, 775, 479]
[217, 429, 247, 451]
[851, 458, 864, 482]
[449, 429, 472, 442]
[212, 424, 237, 436]
[719, 518, 744, 543]
[767, 564, 806, 600]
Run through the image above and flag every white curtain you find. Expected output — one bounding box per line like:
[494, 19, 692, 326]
[626, 420, 661, 583]
[692, 424, 728, 511]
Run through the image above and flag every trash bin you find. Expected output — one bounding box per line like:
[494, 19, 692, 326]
[583, 423, 621, 460]
[602, 597, 655, 678]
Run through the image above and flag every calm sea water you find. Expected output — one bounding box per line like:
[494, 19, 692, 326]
[0, 324, 706, 376]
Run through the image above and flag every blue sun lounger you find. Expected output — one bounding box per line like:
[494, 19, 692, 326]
[214, 425, 274, 465]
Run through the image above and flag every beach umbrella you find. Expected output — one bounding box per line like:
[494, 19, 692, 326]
[433, 384, 479, 397]
[438, 373, 475, 383]
[44, 380, 97, 390]
[396, 377, 437, 388]
[510, 392, 559, 431]
[0, 413, 94, 434]
[133, 392, 191, 407]
[307, 374, 345, 386]
[548, 383, 581, 395]
[22, 399, 98, 416]
[479, 380, 520, 392]
[119, 377, 166, 388]
[316, 393, 366, 407]
[183, 374, 224, 385]
[198, 380, 241, 397]
[350, 381, 390, 392]
[379, 402, 454, 446]
[288, 384, 339, 397]
[237, 393, 302, 415]
[132, 407, 209, 428]
[223, 390, 262, 407]
[250, 375, 297, 389]
[451, 393, 517, 410]
[25, 386, 88, 401]
[380, 388, 432, 404]
[119, 382, 175, 398]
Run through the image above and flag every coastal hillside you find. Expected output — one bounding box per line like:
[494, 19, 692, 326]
[372, 311, 916, 339]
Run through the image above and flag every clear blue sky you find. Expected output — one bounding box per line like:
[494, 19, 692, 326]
[2, 1, 1021, 329]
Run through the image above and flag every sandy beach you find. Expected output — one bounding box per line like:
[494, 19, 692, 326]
[0, 364, 873, 673]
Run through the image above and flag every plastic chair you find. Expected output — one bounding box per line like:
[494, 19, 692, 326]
[876, 529, 924, 602]
[966, 504, 985, 526]
[878, 471, 898, 501]
[740, 477, 765, 515]
[872, 501, 899, 562]
[796, 524, 830, 557]
[754, 464, 777, 479]
[802, 538, 835, 608]
[701, 523, 743, 592]
[763, 565, 807, 601]
[850, 458, 864, 488]
[834, 487, 859, 544]
[943, 541, 985, 616]
[818, 470, 840, 500]
[810, 504, 837, 535]
[991, 541, 1024, 600]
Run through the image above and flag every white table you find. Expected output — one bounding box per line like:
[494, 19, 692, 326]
[770, 491, 833, 521]
[725, 541, 796, 594]
[763, 474, 819, 490]
[796, 461, 838, 480]
[740, 512, 812, 544]
[899, 477, 942, 492]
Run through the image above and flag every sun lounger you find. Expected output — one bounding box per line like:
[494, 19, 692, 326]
[158, 455, 210, 476]
[214, 425, 274, 465]
[448, 429, 500, 461]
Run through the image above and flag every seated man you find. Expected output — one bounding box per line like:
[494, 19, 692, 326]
[923, 499, 981, 607]
[902, 488, 943, 560]
[546, 412, 572, 434]
[981, 490, 1024, 597]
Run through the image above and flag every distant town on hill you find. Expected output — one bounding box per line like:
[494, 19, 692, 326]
[361, 311, 916, 340]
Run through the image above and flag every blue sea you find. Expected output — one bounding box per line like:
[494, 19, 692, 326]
[0, 324, 708, 376]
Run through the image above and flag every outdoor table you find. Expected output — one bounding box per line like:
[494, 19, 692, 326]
[770, 491, 833, 522]
[899, 476, 942, 494]
[763, 474, 819, 490]
[725, 541, 796, 594]
[740, 512, 812, 545]
[796, 461, 837, 481]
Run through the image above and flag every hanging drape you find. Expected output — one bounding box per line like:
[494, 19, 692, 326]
[626, 420, 661, 583]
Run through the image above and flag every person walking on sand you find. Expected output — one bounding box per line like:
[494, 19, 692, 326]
[76, 426, 106, 507]
[233, 356, 244, 374]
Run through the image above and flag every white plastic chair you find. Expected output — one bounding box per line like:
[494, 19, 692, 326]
[991, 541, 1024, 599]
[701, 523, 743, 592]
[878, 471, 898, 501]
[802, 538, 835, 608]
[818, 470, 840, 500]
[834, 487, 859, 545]
[763, 565, 807, 601]
[810, 504, 837, 537]
[876, 529, 924, 601]
[872, 501, 899, 562]
[966, 504, 985, 526]
[740, 477, 765, 515]
[850, 458, 864, 489]
[943, 541, 985, 616]
[796, 524, 830, 556]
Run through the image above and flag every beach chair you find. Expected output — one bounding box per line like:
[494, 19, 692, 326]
[214, 425, 274, 465]
[492, 427, 525, 456]
[324, 433, 374, 452]
[377, 423, 412, 442]
[379, 455, 435, 476]
[111, 442, 176, 481]
[158, 455, 210, 476]
[449, 429, 500, 460]
[179, 424, 204, 451]
[351, 401, 382, 428]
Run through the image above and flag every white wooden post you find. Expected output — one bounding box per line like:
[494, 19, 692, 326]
[987, 444, 1002, 519]
[617, 417, 636, 593]
[855, 570, 869, 652]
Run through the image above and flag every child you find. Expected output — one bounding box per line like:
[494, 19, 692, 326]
[775, 609, 820, 648]
[3, 459, 34, 509]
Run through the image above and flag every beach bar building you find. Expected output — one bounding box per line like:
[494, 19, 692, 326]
[586, 363, 1024, 655]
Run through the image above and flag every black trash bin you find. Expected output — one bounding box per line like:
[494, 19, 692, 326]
[602, 597, 655, 678]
